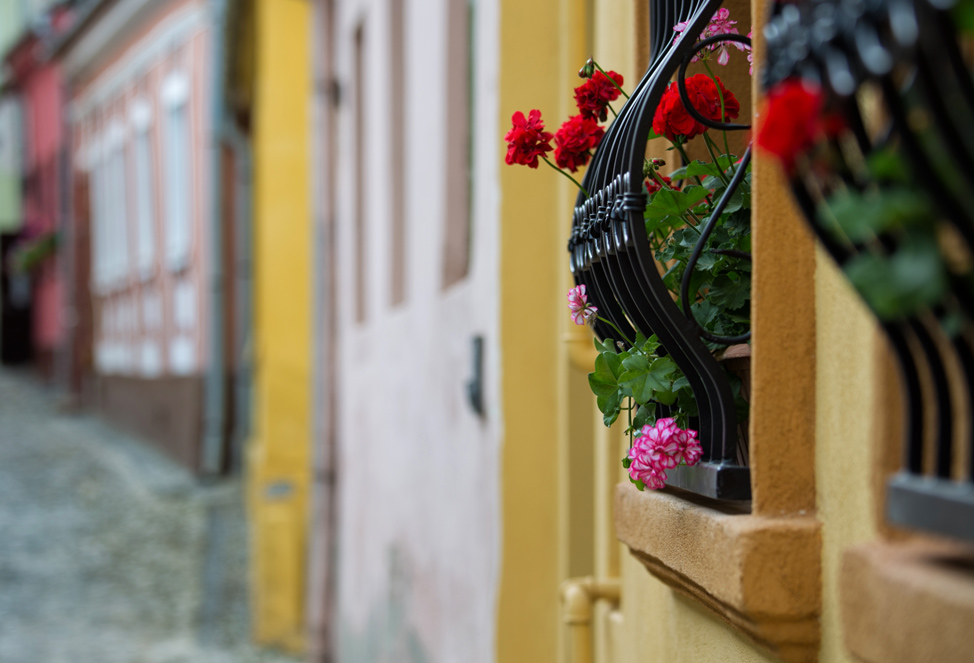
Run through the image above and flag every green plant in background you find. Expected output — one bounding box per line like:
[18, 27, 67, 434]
[9, 231, 58, 275]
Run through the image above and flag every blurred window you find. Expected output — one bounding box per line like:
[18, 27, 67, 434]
[131, 98, 156, 280]
[354, 23, 367, 322]
[162, 71, 192, 272]
[441, 0, 474, 289]
[389, 0, 406, 306]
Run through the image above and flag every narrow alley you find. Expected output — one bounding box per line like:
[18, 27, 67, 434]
[0, 370, 299, 663]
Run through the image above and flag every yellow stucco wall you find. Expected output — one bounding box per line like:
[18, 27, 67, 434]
[496, 0, 566, 651]
[247, 0, 312, 652]
[815, 249, 881, 663]
[497, 0, 597, 660]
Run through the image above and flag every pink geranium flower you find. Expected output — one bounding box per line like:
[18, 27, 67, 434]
[745, 30, 753, 75]
[626, 417, 702, 489]
[673, 8, 747, 66]
[567, 284, 598, 326]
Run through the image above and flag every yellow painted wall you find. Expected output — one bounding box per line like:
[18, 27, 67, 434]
[247, 0, 312, 652]
[814, 249, 881, 663]
[496, 0, 594, 660]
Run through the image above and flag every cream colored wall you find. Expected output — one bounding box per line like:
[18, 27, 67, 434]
[619, 553, 779, 663]
[814, 250, 881, 663]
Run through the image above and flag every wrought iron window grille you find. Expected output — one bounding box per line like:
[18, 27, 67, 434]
[764, 0, 974, 541]
[569, 0, 752, 500]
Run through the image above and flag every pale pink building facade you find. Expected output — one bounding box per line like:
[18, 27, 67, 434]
[60, 0, 216, 468]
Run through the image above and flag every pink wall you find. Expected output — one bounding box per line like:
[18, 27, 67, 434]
[19, 52, 65, 350]
[68, 0, 211, 378]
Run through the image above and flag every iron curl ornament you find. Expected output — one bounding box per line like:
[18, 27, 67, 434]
[567, 2, 754, 499]
[504, 0, 757, 499]
[760, 0, 974, 540]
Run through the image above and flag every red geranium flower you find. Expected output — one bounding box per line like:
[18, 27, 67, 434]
[756, 79, 844, 174]
[504, 109, 554, 169]
[574, 70, 625, 121]
[554, 115, 605, 172]
[652, 74, 740, 142]
[645, 175, 675, 194]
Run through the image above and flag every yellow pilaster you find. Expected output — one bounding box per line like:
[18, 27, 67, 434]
[496, 0, 569, 659]
[247, 0, 312, 652]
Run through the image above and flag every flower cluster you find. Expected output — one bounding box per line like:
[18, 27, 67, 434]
[652, 74, 740, 143]
[567, 284, 598, 326]
[574, 70, 625, 122]
[673, 8, 749, 67]
[644, 157, 678, 194]
[554, 115, 605, 172]
[508, 14, 753, 484]
[504, 109, 554, 169]
[644, 174, 675, 195]
[626, 418, 703, 489]
[756, 79, 845, 174]
[505, 67, 624, 175]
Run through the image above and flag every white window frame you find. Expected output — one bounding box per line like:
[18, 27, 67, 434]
[104, 118, 129, 288]
[161, 71, 192, 272]
[86, 131, 110, 293]
[130, 98, 157, 281]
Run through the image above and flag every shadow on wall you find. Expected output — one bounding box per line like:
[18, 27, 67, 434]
[340, 546, 431, 663]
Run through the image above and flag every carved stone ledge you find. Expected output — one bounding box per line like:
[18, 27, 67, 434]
[615, 483, 821, 663]
[841, 540, 974, 663]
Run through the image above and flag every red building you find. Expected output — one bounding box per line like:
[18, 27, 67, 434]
[2, 7, 75, 380]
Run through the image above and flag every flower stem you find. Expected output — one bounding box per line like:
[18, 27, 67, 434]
[597, 315, 634, 347]
[542, 157, 589, 198]
[607, 103, 618, 118]
[592, 61, 630, 99]
[703, 133, 731, 187]
[675, 143, 705, 188]
[628, 398, 634, 445]
[703, 60, 735, 173]
[652, 170, 678, 191]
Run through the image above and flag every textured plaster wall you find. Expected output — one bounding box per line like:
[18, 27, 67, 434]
[814, 249, 880, 663]
[619, 552, 779, 663]
[332, 0, 501, 660]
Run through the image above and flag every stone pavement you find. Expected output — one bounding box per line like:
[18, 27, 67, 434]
[0, 370, 301, 663]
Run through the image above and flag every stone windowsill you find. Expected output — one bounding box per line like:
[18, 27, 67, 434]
[841, 540, 974, 663]
[615, 482, 821, 663]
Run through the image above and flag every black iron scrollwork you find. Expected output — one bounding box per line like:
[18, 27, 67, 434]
[764, 0, 974, 540]
[568, 0, 752, 499]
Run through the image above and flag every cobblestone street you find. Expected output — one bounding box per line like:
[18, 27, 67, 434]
[0, 370, 301, 663]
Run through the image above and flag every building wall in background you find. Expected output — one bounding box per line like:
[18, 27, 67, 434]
[61, 0, 213, 467]
[0, 0, 29, 61]
[0, 97, 24, 233]
[317, 0, 503, 660]
[244, 0, 313, 651]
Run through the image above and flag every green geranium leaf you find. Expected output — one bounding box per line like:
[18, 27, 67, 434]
[708, 272, 751, 310]
[632, 402, 656, 430]
[598, 390, 623, 425]
[867, 150, 909, 183]
[656, 389, 677, 406]
[676, 386, 698, 416]
[844, 235, 948, 319]
[825, 188, 930, 243]
[647, 187, 711, 220]
[589, 354, 620, 398]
